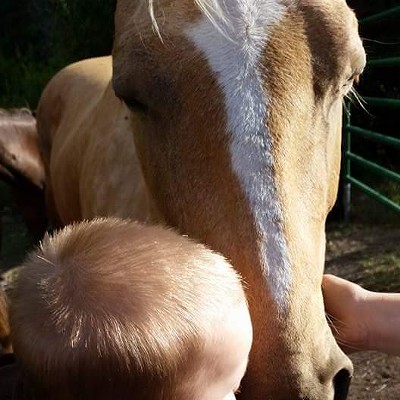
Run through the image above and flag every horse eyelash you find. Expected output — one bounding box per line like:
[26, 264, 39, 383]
[345, 86, 371, 116]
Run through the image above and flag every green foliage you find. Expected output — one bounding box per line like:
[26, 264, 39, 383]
[0, 0, 116, 108]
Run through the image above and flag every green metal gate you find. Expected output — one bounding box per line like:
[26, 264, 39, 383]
[343, 5, 400, 220]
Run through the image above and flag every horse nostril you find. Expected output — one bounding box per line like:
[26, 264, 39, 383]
[333, 368, 352, 400]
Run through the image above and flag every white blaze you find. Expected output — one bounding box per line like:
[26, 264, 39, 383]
[185, 0, 291, 310]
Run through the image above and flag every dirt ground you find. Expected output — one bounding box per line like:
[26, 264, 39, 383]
[325, 223, 400, 400]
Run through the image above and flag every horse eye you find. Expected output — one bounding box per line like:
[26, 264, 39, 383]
[346, 74, 357, 85]
[122, 97, 148, 114]
[348, 67, 364, 84]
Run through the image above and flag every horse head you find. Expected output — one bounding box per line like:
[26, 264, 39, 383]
[112, 0, 366, 398]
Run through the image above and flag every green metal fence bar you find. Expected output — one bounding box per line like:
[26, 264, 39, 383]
[341, 5, 400, 218]
[343, 107, 400, 218]
[348, 126, 400, 149]
[345, 175, 400, 213]
[343, 106, 352, 221]
[360, 6, 400, 26]
[364, 97, 400, 110]
[368, 57, 400, 68]
[346, 151, 400, 183]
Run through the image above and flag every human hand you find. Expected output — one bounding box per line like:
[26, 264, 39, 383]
[322, 274, 369, 353]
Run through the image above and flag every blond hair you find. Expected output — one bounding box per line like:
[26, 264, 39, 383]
[11, 218, 245, 399]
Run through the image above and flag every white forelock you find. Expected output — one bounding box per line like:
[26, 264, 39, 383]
[185, 0, 292, 312]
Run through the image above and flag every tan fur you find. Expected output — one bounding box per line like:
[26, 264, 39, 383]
[37, 0, 365, 398]
[11, 218, 246, 400]
[37, 57, 153, 227]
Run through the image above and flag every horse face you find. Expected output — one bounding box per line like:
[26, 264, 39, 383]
[113, 0, 365, 398]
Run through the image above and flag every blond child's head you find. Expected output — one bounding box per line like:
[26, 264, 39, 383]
[10, 218, 252, 400]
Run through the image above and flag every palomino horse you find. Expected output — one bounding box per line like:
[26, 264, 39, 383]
[36, 0, 366, 398]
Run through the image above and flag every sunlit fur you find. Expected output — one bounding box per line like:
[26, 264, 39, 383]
[10, 218, 247, 400]
[36, 0, 366, 398]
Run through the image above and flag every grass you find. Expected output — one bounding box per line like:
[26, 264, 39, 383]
[326, 218, 400, 293]
[360, 253, 400, 292]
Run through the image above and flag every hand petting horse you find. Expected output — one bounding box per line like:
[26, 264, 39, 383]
[36, 0, 366, 398]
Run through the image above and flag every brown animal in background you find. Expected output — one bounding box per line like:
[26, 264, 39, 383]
[0, 108, 47, 242]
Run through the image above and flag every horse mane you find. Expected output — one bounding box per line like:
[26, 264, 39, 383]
[146, 0, 226, 38]
[193, 0, 225, 21]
